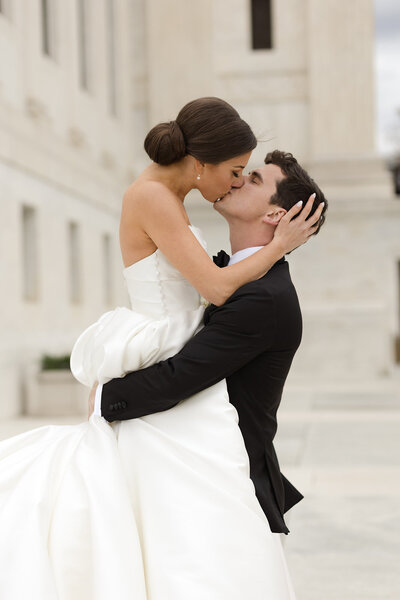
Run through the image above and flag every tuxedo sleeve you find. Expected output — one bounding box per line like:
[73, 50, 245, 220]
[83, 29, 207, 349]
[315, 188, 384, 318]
[101, 286, 276, 421]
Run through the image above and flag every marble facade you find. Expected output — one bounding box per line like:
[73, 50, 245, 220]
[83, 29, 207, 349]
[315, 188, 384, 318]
[0, 0, 399, 416]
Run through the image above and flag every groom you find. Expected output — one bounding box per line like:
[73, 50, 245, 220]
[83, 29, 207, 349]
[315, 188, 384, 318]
[92, 150, 327, 534]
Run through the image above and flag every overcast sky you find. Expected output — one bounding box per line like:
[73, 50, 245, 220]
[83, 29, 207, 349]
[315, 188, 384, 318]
[374, 0, 400, 154]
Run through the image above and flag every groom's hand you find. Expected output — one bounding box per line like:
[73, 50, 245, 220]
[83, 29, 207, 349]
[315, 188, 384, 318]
[88, 383, 98, 419]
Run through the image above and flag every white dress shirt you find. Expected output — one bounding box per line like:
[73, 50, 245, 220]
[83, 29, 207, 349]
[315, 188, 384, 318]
[94, 245, 265, 417]
[227, 246, 264, 266]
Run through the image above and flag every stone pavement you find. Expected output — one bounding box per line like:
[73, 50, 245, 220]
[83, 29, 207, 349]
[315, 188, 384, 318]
[277, 386, 400, 600]
[1, 386, 399, 600]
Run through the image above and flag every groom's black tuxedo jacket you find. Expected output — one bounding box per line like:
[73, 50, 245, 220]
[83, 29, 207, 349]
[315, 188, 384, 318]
[101, 252, 304, 533]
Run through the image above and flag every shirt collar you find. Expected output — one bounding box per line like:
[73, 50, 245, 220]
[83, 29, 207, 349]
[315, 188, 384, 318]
[228, 246, 286, 267]
[228, 246, 265, 265]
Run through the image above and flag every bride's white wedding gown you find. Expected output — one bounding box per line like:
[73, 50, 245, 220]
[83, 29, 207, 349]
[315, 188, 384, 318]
[0, 226, 296, 599]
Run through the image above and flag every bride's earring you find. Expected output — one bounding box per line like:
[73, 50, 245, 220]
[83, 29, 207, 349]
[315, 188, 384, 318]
[196, 175, 201, 180]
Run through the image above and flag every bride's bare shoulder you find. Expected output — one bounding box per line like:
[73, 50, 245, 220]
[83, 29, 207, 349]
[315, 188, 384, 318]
[123, 178, 178, 208]
[122, 177, 187, 230]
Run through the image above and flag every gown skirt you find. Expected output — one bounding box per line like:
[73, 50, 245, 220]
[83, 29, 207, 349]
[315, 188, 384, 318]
[0, 226, 296, 599]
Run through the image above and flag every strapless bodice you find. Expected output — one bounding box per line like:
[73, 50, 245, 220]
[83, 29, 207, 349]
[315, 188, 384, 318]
[123, 225, 206, 319]
[70, 225, 207, 387]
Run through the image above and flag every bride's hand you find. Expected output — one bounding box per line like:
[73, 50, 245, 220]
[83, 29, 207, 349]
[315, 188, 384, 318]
[273, 193, 325, 254]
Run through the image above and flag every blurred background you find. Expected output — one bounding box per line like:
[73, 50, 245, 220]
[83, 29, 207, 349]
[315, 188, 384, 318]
[0, 1, 399, 598]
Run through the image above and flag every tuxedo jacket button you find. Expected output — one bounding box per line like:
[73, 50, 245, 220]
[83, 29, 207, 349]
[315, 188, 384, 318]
[121, 401, 127, 409]
[109, 404, 114, 411]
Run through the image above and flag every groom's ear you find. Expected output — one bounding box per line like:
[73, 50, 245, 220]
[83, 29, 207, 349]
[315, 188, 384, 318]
[262, 207, 287, 226]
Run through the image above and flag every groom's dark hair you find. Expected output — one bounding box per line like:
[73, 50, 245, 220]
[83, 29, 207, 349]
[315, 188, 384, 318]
[265, 150, 327, 235]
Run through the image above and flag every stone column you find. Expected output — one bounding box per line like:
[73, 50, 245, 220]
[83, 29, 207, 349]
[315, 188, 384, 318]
[145, 0, 215, 123]
[284, 0, 398, 390]
[305, 0, 391, 197]
[307, 0, 375, 159]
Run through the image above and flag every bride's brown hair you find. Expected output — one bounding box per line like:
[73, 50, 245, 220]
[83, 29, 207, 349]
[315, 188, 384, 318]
[144, 97, 257, 166]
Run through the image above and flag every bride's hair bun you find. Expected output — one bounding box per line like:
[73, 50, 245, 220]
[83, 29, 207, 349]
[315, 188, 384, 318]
[144, 98, 256, 167]
[144, 120, 186, 165]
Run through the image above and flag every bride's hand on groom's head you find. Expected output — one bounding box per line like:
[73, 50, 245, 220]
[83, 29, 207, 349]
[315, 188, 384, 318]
[274, 193, 325, 254]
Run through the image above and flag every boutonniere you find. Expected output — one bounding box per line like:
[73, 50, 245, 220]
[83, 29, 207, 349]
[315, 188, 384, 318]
[200, 297, 210, 308]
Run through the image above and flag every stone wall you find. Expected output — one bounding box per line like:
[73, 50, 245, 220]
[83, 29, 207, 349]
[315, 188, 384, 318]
[0, 1, 137, 416]
[1, 0, 399, 417]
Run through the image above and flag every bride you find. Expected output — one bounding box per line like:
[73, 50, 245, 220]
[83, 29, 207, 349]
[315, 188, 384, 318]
[0, 98, 320, 599]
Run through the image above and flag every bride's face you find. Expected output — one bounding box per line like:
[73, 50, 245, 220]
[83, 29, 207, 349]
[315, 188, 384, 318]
[196, 152, 251, 202]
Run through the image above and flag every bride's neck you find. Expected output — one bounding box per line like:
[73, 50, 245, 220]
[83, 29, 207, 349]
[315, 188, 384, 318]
[145, 158, 194, 201]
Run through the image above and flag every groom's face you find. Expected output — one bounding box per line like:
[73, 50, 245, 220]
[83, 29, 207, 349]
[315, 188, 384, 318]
[213, 163, 285, 223]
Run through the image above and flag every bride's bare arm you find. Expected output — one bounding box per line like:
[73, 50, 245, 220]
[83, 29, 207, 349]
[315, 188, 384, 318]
[121, 182, 323, 306]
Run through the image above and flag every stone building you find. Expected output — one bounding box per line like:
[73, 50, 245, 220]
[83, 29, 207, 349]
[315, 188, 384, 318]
[0, 0, 399, 417]
[0, 0, 139, 417]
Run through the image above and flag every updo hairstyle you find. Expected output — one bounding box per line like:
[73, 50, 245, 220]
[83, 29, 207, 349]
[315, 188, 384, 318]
[144, 97, 257, 166]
